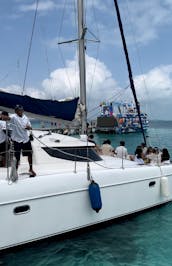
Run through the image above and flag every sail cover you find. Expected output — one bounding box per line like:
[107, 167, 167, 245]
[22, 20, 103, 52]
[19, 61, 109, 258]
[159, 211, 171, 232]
[0, 91, 79, 121]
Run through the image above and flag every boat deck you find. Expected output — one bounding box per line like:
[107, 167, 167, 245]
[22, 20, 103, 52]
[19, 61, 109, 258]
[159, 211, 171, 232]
[0, 154, 167, 182]
[0, 130, 170, 182]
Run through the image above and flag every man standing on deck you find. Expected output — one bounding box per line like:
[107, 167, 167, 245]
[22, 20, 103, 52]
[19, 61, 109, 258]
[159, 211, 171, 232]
[11, 105, 36, 177]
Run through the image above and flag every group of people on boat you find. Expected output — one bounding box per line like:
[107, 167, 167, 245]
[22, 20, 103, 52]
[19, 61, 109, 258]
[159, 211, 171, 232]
[0, 105, 36, 177]
[101, 140, 128, 159]
[88, 135, 170, 165]
[88, 137, 128, 159]
[132, 143, 170, 165]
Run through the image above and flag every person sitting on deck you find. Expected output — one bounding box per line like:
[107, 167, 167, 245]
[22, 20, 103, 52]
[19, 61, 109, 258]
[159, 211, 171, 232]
[144, 146, 160, 165]
[134, 146, 144, 165]
[161, 148, 170, 164]
[101, 139, 114, 156]
[115, 140, 128, 159]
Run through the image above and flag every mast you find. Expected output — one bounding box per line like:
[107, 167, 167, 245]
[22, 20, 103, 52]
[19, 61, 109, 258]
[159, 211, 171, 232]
[77, 0, 87, 134]
[113, 0, 147, 145]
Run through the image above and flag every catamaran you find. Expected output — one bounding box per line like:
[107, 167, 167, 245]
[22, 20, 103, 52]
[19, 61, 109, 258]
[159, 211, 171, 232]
[0, 0, 172, 251]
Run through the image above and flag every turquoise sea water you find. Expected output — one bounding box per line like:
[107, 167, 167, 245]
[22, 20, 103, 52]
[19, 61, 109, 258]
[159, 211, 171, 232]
[1, 121, 172, 266]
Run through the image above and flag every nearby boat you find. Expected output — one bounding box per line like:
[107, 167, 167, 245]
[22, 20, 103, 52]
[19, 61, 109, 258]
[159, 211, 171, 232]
[0, 0, 172, 251]
[96, 101, 149, 134]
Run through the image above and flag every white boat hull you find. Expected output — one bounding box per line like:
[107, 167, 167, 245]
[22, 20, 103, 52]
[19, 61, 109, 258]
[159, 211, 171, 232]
[1, 164, 172, 250]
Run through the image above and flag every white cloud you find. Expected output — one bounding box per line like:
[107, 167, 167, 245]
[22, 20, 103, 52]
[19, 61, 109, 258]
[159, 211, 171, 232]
[0, 84, 46, 99]
[120, 0, 172, 45]
[0, 85, 21, 95]
[87, 0, 172, 46]
[135, 65, 172, 100]
[42, 54, 121, 111]
[42, 57, 172, 120]
[16, 0, 172, 49]
[2, 55, 120, 108]
[2, 57, 172, 120]
[19, 0, 56, 12]
[134, 65, 172, 119]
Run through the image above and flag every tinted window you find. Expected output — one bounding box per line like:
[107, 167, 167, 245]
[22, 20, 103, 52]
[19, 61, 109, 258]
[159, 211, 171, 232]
[42, 147, 102, 162]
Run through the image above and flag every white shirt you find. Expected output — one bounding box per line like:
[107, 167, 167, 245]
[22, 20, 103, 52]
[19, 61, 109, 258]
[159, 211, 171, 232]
[146, 153, 161, 165]
[101, 144, 114, 156]
[0, 121, 6, 144]
[11, 114, 31, 143]
[115, 146, 128, 159]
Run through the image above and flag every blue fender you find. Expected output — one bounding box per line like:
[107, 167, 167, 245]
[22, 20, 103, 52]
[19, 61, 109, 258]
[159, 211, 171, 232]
[88, 180, 102, 213]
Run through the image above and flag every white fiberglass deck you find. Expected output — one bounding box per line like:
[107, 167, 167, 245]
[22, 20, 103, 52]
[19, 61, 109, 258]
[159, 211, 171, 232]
[0, 130, 171, 181]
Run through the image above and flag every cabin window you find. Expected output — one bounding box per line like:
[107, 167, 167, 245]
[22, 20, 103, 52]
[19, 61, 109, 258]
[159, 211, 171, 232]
[13, 205, 30, 215]
[42, 146, 102, 162]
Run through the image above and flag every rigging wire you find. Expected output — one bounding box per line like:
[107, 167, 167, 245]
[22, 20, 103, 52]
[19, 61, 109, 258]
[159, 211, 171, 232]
[0, 73, 9, 83]
[44, 46, 55, 100]
[57, 0, 78, 98]
[88, 92, 129, 120]
[124, 0, 158, 147]
[73, 0, 79, 97]
[78, 1, 131, 121]
[86, 43, 100, 110]
[57, 0, 68, 43]
[87, 1, 100, 110]
[113, 0, 147, 145]
[22, 0, 39, 96]
[87, 84, 130, 120]
[125, 0, 150, 112]
[83, 0, 101, 111]
[58, 45, 76, 99]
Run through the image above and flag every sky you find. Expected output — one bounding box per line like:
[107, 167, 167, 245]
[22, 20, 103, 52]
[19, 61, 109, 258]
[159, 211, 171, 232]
[0, 0, 172, 120]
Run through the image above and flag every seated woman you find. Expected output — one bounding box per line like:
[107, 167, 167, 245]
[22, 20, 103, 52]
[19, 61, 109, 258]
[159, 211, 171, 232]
[101, 139, 114, 156]
[161, 148, 170, 164]
[145, 147, 161, 165]
[134, 146, 144, 165]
